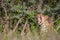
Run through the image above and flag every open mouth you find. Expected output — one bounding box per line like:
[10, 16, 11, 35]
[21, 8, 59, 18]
[37, 15, 42, 24]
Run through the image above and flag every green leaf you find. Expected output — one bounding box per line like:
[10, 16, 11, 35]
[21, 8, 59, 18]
[56, 20, 60, 24]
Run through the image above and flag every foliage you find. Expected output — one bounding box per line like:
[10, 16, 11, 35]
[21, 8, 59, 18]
[0, 0, 60, 40]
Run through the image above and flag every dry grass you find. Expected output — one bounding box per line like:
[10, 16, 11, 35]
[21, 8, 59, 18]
[0, 28, 60, 40]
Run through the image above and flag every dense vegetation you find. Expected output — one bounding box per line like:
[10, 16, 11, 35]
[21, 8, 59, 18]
[0, 0, 60, 40]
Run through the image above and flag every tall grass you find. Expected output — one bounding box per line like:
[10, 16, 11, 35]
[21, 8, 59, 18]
[0, 26, 60, 40]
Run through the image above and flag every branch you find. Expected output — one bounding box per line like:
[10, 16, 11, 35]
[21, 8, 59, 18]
[1, 0, 8, 18]
[8, 17, 23, 36]
[12, 17, 23, 33]
[21, 20, 28, 33]
[1, 0, 9, 32]
[21, 20, 28, 40]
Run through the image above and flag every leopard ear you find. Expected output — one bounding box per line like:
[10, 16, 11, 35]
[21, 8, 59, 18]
[44, 15, 49, 20]
[37, 14, 42, 17]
